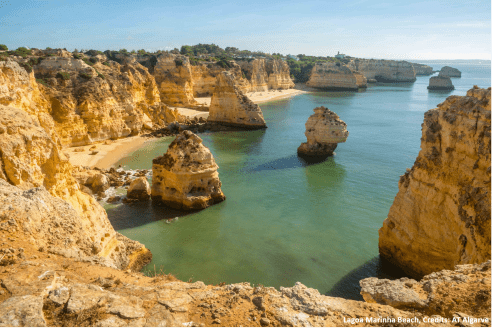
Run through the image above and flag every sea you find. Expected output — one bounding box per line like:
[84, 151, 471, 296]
[104, 60, 490, 300]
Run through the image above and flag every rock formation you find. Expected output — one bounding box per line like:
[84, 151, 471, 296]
[297, 106, 349, 157]
[412, 63, 434, 75]
[439, 66, 461, 78]
[153, 54, 198, 107]
[348, 59, 416, 82]
[379, 86, 491, 278]
[151, 131, 225, 210]
[353, 72, 368, 88]
[0, 105, 152, 270]
[306, 62, 359, 91]
[207, 71, 267, 128]
[127, 177, 151, 200]
[266, 58, 295, 90]
[427, 75, 455, 90]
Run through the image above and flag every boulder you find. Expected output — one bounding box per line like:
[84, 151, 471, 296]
[439, 66, 461, 77]
[127, 177, 151, 200]
[151, 131, 225, 210]
[427, 75, 454, 90]
[297, 106, 349, 157]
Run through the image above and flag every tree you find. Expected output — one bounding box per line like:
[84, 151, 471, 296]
[0, 44, 7, 51]
[171, 48, 180, 54]
[180, 45, 193, 55]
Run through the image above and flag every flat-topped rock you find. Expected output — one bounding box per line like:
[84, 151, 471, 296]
[151, 131, 225, 210]
[306, 62, 359, 91]
[207, 71, 267, 128]
[412, 63, 434, 75]
[348, 59, 416, 82]
[297, 106, 349, 157]
[439, 66, 461, 77]
[427, 75, 454, 90]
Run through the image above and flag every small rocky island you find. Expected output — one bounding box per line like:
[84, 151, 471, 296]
[297, 106, 349, 157]
[151, 130, 225, 210]
[427, 73, 455, 91]
[439, 66, 462, 77]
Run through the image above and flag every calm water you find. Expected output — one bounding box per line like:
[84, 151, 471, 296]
[105, 60, 490, 300]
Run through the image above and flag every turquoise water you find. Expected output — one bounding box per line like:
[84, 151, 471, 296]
[105, 60, 490, 300]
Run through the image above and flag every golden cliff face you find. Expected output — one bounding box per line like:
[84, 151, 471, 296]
[379, 87, 491, 278]
[33, 56, 169, 147]
[0, 105, 151, 270]
[266, 59, 295, 90]
[151, 131, 225, 210]
[306, 62, 359, 91]
[153, 54, 197, 107]
[208, 71, 267, 128]
[349, 59, 416, 82]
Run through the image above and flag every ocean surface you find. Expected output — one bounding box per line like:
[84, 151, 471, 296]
[104, 60, 490, 300]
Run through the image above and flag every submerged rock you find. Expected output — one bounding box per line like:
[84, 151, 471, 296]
[297, 106, 349, 157]
[151, 131, 225, 210]
[127, 177, 151, 200]
[207, 71, 267, 128]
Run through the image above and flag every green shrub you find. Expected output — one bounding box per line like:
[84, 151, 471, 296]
[56, 71, 71, 80]
[0, 44, 8, 51]
[73, 53, 83, 59]
[103, 61, 110, 66]
[119, 48, 127, 53]
[174, 59, 183, 67]
[46, 47, 52, 50]
[36, 78, 48, 86]
[19, 62, 33, 73]
[82, 58, 93, 66]
[79, 72, 92, 79]
[94, 69, 105, 79]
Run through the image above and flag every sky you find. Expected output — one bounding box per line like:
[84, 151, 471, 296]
[0, 0, 492, 60]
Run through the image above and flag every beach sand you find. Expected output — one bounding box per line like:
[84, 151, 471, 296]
[66, 135, 152, 169]
[66, 86, 310, 169]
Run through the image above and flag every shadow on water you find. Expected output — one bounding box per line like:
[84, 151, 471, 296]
[107, 200, 201, 230]
[252, 154, 331, 172]
[326, 255, 410, 301]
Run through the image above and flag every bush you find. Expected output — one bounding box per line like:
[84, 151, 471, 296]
[79, 72, 92, 79]
[56, 71, 71, 80]
[19, 62, 33, 73]
[36, 78, 48, 86]
[82, 58, 94, 66]
[94, 69, 105, 79]
[174, 59, 183, 67]
[73, 53, 83, 59]
[103, 61, 110, 66]
[0, 44, 8, 51]
[119, 48, 127, 53]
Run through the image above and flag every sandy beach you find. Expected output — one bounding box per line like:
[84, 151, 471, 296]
[66, 86, 311, 169]
[66, 135, 152, 169]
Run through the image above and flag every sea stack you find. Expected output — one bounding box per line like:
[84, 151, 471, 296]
[207, 71, 267, 128]
[297, 106, 349, 157]
[427, 74, 455, 91]
[439, 66, 462, 77]
[379, 86, 491, 278]
[306, 62, 359, 91]
[151, 131, 225, 210]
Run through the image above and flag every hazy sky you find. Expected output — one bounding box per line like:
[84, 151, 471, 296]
[0, 0, 491, 60]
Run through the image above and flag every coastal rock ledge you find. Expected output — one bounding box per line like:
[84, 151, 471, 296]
[379, 86, 491, 278]
[151, 130, 225, 210]
[297, 106, 349, 157]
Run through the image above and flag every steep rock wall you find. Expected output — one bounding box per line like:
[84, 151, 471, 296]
[207, 71, 267, 128]
[306, 62, 358, 91]
[266, 59, 295, 90]
[379, 87, 491, 278]
[412, 63, 434, 75]
[348, 59, 416, 82]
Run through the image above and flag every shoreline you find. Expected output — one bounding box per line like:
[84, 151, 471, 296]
[66, 86, 311, 169]
[66, 135, 152, 169]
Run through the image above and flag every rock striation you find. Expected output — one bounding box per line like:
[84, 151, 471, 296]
[0, 105, 151, 270]
[306, 62, 359, 91]
[297, 106, 349, 157]
[412, 63, 434, 75]
[207, 71, 267, 128]
[151, 131, 225, 210]
[348, 59, 416, 82]
[427, 75, 454, 91]
[439, 66, 461, 78]
[379, 87, 491, 278]
[266, 58, 295, 90]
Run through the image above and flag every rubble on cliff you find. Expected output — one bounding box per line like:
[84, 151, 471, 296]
[151, 131, 225, 210]
[297, 106, 349, 157]
[379, 86, 491, 278]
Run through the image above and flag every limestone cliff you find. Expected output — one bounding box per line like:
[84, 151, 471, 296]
[348, 59, 416, 82]
[353, 72, 367, 88]
[237, 59, 269, 92]
[440, 66, 461, 78]
[151, 131, 225, 210]
[306, 62, 359, 91]
[191, 61, 252, 97]
[266, 58, 295, 90]
[153, 54, 198, 107]
[427, 75, 454, 91]
[208, 71, 267, 128]
[412, 63, 434, 75]
[0, 105, 151, 270]
[379, 87, 491, 278]
[297, 106, 349, 157]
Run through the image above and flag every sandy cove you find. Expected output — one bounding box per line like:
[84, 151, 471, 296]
[66, 86, 310, 169]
